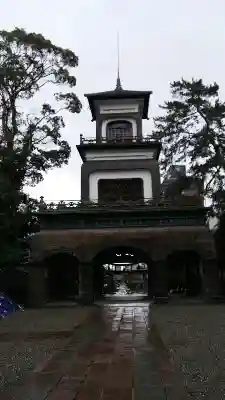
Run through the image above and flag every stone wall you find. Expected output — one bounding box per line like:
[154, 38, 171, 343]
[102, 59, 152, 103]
[30, 226, 215, 263]
[27, 226, 218, 307]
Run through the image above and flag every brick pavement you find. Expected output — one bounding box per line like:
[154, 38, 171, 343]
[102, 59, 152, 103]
[1, 302, 180, 400]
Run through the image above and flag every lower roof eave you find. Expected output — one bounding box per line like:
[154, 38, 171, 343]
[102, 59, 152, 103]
[76, 141, 161, 161]
[34, 225, 210, 235]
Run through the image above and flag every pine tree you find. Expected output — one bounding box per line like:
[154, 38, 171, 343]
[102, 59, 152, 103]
[153, 78, 225, 214]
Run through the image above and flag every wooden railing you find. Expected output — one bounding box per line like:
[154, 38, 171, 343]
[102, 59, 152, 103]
[79, 134, 156, 145]
[37, 196, 204, 212]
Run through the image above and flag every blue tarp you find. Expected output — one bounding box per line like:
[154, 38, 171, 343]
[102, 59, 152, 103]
[0, 293, 24, 318]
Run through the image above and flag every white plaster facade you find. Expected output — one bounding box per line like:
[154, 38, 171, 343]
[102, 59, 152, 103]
[85, 149, 154, 161]
[100, 103, 139, 115]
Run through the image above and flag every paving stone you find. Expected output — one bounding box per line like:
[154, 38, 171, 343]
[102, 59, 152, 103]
[76, 386, 102, 400]
[6, 372, 61, 400]
[47, 388, 79, 400]
[101, 387, 132, 400]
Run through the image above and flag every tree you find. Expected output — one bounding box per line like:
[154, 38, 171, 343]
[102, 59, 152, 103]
[214, 213, 225, 293]
[153, 78, 225, 214]
[0, 28, 81, 266]
[0, 192, 39, 266]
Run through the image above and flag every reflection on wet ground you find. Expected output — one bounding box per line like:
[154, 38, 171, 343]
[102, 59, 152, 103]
[2, 301, 188, 400]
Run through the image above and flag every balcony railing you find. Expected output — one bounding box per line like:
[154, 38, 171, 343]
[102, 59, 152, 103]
[79, 134, 155, 145]
[39, 215, 206, 230]
[37, 197, 204, 212]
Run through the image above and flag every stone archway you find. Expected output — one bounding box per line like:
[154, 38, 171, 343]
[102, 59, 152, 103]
[167, 250, 202, 297]
[44, 252, 79, 301]
[92, 245, 153, 300]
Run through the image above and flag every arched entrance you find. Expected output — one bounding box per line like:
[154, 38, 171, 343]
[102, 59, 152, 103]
[167, 250, 202, 297]
[92, 246, 152, 300]
[45, 252, 79, 301]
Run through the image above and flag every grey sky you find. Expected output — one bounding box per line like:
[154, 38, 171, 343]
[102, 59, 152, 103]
[2, 0, 225, 201]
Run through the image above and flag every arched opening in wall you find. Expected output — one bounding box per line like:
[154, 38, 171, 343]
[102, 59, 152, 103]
[106, 120, 133, 142]
[45, 252, 79, 302]
[167, 250, 202, 297]
[93, 246, 152, 301]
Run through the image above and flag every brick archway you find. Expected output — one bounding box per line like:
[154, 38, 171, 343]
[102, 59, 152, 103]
[31, 247, 80, 264]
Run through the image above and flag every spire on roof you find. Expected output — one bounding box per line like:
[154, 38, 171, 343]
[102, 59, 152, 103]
[115, 32, 123, 91]
[116, 69, 122, 91]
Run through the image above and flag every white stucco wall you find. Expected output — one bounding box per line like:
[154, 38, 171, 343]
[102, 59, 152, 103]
[85, 149, 154, 161]
[100, 103, 139, 115]
[89, 170, 152, 202]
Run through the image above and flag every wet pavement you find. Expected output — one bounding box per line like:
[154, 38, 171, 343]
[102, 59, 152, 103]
[0, 302, 187, 400]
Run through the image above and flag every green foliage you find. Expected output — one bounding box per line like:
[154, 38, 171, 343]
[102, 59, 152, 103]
[0, 28, 81, 266]
[214, 213, 225, 291]
[153, 78, 225, 214]
[215, 213, 225, 256]
[0, 189, 39, 266]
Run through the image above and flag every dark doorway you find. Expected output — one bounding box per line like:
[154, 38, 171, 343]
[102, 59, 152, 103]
[167, 250, 201, 297]
[93, 246, 152, 301]
[46, 253, 79, 301]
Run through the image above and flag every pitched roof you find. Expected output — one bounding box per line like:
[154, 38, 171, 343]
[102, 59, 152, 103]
[84, 87, 152, 120]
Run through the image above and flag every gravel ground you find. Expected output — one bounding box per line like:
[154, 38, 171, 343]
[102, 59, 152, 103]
[0, 339, 67, 391]
[0, 307, 92, 392]
[0, 307, 89, 334]
[152, 304, 225, 400]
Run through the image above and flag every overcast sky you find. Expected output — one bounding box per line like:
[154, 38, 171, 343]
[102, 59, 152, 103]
[2, 0, 225, 201]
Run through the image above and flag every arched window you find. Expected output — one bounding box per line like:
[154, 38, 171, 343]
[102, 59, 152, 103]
[106, 120, 133, 142]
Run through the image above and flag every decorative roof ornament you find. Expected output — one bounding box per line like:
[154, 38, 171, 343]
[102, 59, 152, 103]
[115, 32, 123, 91]
[84, 35, 152, 121]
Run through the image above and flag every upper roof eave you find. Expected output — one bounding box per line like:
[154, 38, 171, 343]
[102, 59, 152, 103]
[84, 89, 152, 99]
[84, 89, 152, 120]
